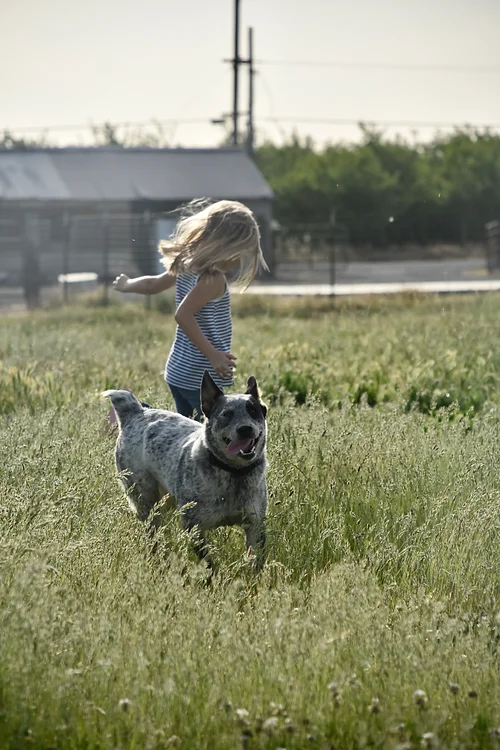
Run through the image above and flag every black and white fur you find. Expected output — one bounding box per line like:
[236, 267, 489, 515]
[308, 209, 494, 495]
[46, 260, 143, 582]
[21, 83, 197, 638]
[103, 372, 268, 569]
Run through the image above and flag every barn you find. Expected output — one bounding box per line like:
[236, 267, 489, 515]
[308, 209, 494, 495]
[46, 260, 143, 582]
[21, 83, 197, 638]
[0, 147, 274, 293]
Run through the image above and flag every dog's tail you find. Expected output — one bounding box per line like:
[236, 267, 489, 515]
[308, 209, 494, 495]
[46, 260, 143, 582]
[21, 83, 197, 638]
[102, 389, 143, 427]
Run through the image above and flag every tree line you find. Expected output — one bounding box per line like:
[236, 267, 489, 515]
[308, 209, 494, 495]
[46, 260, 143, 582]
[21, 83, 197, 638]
[255, 127, 500, 246]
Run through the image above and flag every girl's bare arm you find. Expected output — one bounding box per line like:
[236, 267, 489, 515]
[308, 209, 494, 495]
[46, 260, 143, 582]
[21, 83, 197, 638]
[174, 273, 236, 379]
[113, 272, 176, 295]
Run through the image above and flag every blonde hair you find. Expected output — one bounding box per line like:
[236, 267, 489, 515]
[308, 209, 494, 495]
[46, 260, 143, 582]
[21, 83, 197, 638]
[159, 199, 268, 289]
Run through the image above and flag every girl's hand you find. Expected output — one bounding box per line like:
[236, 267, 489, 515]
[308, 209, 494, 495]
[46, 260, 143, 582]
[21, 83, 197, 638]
[113, 274, 130, 292]
[210, 350, 236, 379]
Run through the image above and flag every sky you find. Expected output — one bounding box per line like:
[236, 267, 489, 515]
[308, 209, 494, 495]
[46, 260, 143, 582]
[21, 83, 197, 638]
[1, 0, 500, 149]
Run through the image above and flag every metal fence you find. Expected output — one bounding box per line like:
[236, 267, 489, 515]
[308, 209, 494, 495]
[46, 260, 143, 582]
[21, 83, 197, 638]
[270, 221, 494, 290]
[0, 210, 497, 311]
[273, 221, 350, 286]
[0, 210, 158, 309]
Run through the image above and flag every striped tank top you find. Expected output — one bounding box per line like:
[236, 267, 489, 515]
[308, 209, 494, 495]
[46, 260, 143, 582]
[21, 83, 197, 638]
[165, 272, 233, 390]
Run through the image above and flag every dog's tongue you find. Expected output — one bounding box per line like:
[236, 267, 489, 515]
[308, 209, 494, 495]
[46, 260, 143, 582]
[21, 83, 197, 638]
[227, 438, 253, 456]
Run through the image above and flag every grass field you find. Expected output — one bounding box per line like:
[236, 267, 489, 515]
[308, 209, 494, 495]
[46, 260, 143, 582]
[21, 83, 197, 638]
[0, 293, 499, 749]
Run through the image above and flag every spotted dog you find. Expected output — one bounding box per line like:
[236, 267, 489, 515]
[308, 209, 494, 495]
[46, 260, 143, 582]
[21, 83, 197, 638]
[103, 372, 268, 569]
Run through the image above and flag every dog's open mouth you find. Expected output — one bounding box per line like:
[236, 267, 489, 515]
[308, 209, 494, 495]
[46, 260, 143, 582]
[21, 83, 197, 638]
[225, 434, 260, 459]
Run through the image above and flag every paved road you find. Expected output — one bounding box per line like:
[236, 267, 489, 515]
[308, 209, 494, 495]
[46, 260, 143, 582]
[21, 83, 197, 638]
[247, 279, 500, 297]
[265, 258, 488, 286]
[245, 258, 500, 296]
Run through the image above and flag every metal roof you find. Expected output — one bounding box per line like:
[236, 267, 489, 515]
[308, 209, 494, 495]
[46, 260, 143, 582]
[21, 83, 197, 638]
[0, 147, 273, 202]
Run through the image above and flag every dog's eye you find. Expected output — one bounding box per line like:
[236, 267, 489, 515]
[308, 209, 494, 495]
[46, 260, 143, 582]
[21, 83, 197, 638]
[247, 404, 258, 418]
[222, 409, 234, 420]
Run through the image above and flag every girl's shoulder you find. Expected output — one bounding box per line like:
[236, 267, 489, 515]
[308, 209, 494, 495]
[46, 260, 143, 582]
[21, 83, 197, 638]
[176, 271, 198, 289]
[177, 271, 197, 281]
[196, 270, 227, 298]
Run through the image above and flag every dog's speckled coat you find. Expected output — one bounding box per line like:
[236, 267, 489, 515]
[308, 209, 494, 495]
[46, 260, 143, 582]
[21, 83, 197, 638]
[104, 373, 268, 568]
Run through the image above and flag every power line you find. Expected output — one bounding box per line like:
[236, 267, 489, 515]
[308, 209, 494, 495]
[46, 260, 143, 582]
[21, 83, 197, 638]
[3, 115, 500, 139]
[259, 116, 500, 129]
[1, 117, 209, 135]
[258, 59, 500, 73]
[257, 74, 288, 140]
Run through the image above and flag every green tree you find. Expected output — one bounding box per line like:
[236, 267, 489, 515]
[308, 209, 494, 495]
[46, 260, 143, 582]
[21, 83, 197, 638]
[254, 127, 500, 248]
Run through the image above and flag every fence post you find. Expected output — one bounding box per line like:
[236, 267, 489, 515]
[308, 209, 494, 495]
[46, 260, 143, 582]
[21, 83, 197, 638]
[102, 212, 110, 305]
[22, 212, 42, 310]
[485, 220, 500, 274]
[62, 211, 70, 304]
[329, 209, 336, 295]
[144, 209, 152, 311]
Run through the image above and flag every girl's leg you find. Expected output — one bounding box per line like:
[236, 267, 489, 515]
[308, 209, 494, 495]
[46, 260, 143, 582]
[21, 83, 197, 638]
[168, 385, 203, 422]
[169, 385, 196, 419]
[183, 389, 203, 422]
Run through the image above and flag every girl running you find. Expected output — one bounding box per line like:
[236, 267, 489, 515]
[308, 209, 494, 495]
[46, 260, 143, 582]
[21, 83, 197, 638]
[113, 199, 267, 420]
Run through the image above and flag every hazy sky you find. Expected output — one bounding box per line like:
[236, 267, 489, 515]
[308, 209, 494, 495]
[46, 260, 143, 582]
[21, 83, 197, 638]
[2, 0, 499, 148]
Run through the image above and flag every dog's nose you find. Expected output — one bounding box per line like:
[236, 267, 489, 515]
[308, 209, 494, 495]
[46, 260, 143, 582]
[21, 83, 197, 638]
[237, 425, 254, 439]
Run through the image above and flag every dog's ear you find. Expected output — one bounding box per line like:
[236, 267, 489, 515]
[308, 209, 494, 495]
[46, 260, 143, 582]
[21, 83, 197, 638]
[245, 376, 259, 400]
[246, 376, 267, 419]
[201, 370, 224, 418]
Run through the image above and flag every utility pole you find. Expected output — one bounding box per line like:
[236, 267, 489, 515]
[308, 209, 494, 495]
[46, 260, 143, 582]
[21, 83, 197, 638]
[232, 0, 241, 145]
[247, 26, 255, 156]
[217, 1, 255, 153]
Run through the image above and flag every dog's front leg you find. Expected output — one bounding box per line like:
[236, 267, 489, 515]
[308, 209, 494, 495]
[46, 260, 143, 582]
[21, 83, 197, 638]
[180, 504, 213, 568]
[189, 526, 212, 568]
[244, 518, 266, 572]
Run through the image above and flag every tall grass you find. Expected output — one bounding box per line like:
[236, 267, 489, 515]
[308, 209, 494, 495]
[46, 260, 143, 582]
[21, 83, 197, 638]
[0, 294, 499, 749]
